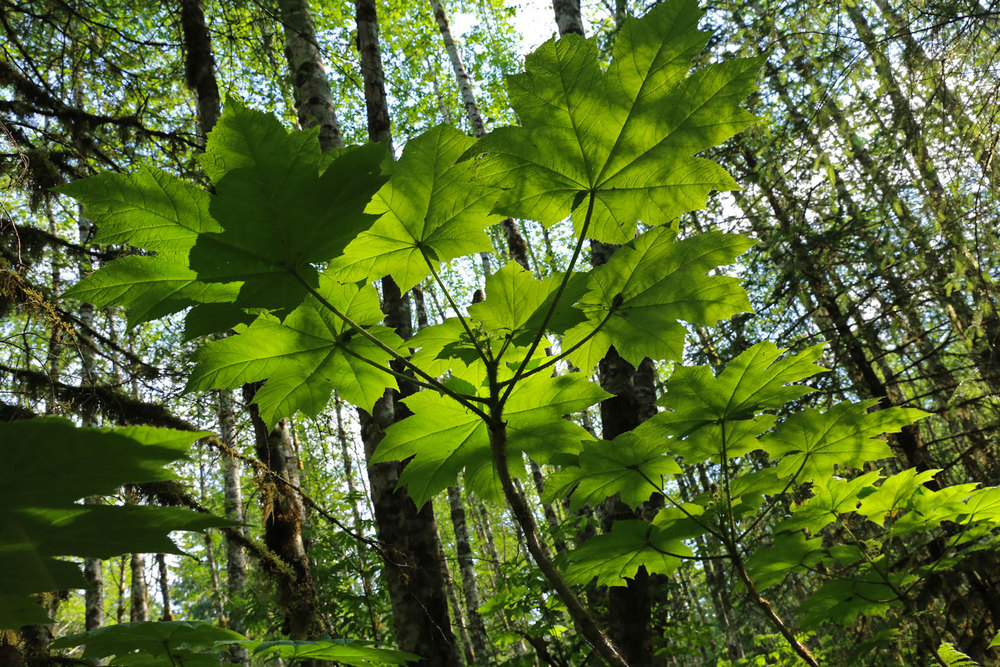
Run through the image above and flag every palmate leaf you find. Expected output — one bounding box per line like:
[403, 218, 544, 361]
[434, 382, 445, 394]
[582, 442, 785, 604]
[468, 262, 588, 346]
[50, 621, 245, 666]
[763, 399, 927, 484]
[778, 470, 882, 535]
[625, 343, 825, 466]
[562, 228, 754, 369]
[0, 419, 228, 628]
[59, 166, 227, 326]
[187, 277, 402, 428]
[373, 373, 607, 506]
[544, 427, 682, 511]
[468, 0, 760, 242]
[330, 125, 502, 292]
[57, 166, 216, 254]
[252, 639, 419, 665]
[189, 100, 388, 310]
[67, 255, 239, 328]
[745, 531, 826, 590]
[558, 512, 700, 586]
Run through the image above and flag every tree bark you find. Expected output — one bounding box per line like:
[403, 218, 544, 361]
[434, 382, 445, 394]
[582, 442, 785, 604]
[245, 396, 328, 640]
[353, 1, 461, 662]
[447, 483, 491, 664]
[277, 0, 344, 151]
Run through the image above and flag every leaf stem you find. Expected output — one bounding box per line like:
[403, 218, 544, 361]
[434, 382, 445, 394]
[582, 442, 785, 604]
[500, 191, 596, 406]
[485, 369, 630, 667]
[292, 271, 489, 420]
[498, 305, 617, 386]
[731, 549, 821, 667]
[420, 247, 491, 364]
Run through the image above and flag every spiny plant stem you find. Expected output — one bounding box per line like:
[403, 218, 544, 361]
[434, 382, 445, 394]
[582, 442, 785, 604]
[731, 551, 820, 667]
[420, 247, 491, 364]
[485, 393, 630, 667]
[500, 191, 596, 406]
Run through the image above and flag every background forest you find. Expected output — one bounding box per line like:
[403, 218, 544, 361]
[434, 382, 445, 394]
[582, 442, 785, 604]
[2, 0, 1000, 665]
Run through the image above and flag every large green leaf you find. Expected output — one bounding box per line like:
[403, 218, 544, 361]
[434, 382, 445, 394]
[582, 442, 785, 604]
[189, 100, 388, 310]
[561, 228, 754, 370]
[544, 427, 682, 511]
[252, 639, 419, 665]
[626, 343, 824, 465]
[777, 470, 882, 535]
[558, 517, 694, 586]
[372, 373, 606, 506]
[762, 400, 926, 483]
[330, 125, 501, 292]
[187, 277, 403, 427]
[51, 621, 245, 665]
[59, 166, 227, 326]
[468, 0, 759, 242]
[57, 166, 216, 254]
[0, 419, 226, 628]
[67, 255, 239, 328]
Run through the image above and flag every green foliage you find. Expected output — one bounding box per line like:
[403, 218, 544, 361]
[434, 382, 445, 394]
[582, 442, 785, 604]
[50, 0, 1000, 662]
[252, 639, 419, 665]
[468, 0, 759, 243]
[50, 621, 244, 666]
[0, 419, 231, 628]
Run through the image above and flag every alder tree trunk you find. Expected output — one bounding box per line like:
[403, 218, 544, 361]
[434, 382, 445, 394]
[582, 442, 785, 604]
[353, 1, 461, 662]
[245, 395, 328, 641]
[447, 484, 492, 663]
[429, 0, 530, 269]
[130, 552, 150, 622]
[277, 0, 344, 151]
[179, 5, 251, 661]
[549, 4, 660, 662]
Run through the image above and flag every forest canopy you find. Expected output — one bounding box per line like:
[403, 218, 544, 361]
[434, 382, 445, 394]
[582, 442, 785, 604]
[2, 0, 1000, 665]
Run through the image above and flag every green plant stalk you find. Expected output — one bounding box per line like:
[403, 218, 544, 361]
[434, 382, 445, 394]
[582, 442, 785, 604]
[485, 365, 629, 667]
[730, 548, 820, 667]
[500, 192, 596, 406]
[421, 247, 491, 364]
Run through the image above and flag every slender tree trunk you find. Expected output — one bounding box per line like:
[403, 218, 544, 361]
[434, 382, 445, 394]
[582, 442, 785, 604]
[245, 398, 328, 640]
[219, 389, 250, 662]
[333, 392, 381, 640]
[429, 0, 531, 270]
[447, 484, 491, 664]
[130, 552, 150, 622]
[277, 0, 344, 151]
[179, 6, 250, 661]
[353, 0, 461, 662]
[156, 554, 173, 621]
[180, 0, 221, 141]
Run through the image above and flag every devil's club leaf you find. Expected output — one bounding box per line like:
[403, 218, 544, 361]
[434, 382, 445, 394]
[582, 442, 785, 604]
[545, 428, 682, 511]
[252, 639, 419, 665]
[562, 229, 754, 369]
[187, 277, 402, 427]
[51, 621, 245, 662]
[0, 420, 226, 629]
[373, 373, 606, 506]
[559, 519, 692, 586]
[58, 166, 228, 325]
[189, 100, 387, 310]
[57, 166, 216, 254]
[330, 125, 501, 292]
[778, 470, 882, 535]
[67, 255, 239, 328]
[763, 400, 926, 483]
[468, 0, 759, 242]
